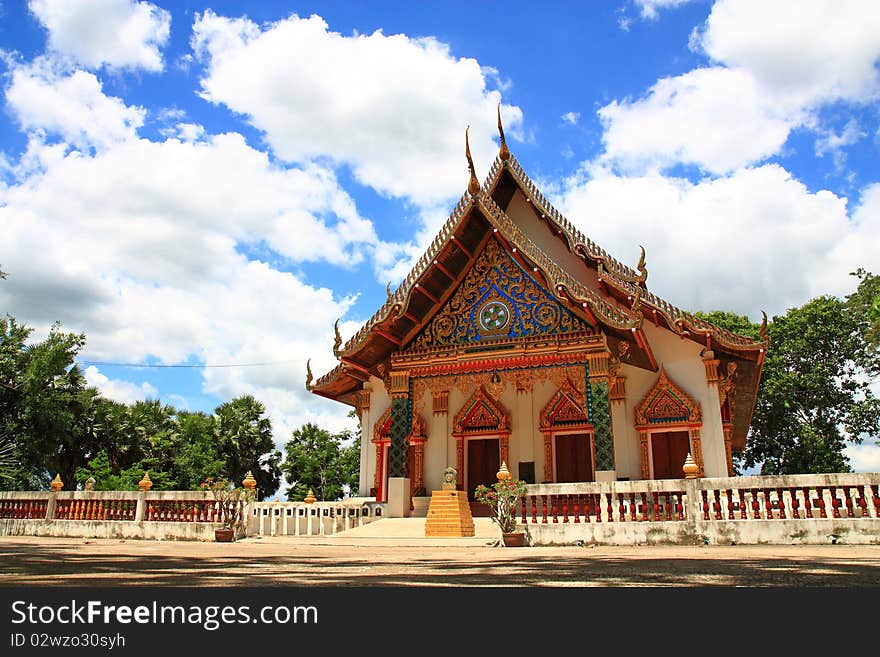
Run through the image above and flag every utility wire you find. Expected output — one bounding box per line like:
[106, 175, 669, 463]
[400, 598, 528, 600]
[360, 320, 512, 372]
[76, 359, 301, 369]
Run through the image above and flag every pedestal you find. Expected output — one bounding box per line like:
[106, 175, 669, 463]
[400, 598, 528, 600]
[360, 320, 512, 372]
[386, 477, 411, 518]
[424, 489, 475, 537]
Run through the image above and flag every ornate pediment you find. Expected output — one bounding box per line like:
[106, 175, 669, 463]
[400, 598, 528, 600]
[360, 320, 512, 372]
[634, 368, 701, 427]
[452, 385, 511, 435]
[373, 406, 427, 443]
[412, 237, 593, 350]
[540, 385, 589, 429]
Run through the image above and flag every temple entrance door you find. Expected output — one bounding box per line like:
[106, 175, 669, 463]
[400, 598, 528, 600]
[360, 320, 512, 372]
[651, 431, 691, 479]
[555, 433, 594, 483]
[467, 437, 500, 500]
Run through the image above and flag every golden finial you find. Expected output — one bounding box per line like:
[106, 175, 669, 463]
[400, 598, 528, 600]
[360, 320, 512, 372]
[50, 474, 63, 492]
[138, 471, 153, 491]
[386, 282, 393, 303]
[333, 318, 342, 355]
[682, 453, 699, 479]
[759, 311, 769, 344]
[497, 103, 510, 161]
[636, 245, 648, 283]
[465, 126, 481, 196]
[304, 489, 317, 504]
[496, 461, 511, 481]
[305, 359, 313, 391]
[242, 471, 257, 490]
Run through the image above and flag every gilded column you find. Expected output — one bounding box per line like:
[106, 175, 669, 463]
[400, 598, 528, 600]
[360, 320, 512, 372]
[455, 439, 464, 491]
[500, 435, 510, 468]
[723, 426, 734, 477]
[639, 430, 650, 480]
[412, 441, 425, 496]
[542, 432, 553, 482]
[689, 428, 705, 478]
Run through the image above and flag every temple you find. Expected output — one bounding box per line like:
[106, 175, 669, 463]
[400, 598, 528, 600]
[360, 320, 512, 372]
[308, 111, 767, 517]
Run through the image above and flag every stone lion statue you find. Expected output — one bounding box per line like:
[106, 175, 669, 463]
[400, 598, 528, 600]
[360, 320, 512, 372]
[441, 466, 457, 490]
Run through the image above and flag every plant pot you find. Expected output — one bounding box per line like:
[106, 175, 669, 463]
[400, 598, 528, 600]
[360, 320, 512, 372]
[214, 529, 235, 543]
[502, 532, 525, 547]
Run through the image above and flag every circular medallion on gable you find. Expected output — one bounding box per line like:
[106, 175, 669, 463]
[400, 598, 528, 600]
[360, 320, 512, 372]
[478, 300, 511, 333]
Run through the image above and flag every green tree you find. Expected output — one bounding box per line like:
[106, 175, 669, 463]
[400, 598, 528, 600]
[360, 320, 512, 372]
[282, 423, 358, 502]
[175, 411, 225, 490]
[847, 269, 880, 372]
[214, 395, 281, 499]
[700, 293, 880, 474]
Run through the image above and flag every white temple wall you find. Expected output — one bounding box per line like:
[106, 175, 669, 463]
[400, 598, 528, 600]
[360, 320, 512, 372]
[362, 376, 390, 497]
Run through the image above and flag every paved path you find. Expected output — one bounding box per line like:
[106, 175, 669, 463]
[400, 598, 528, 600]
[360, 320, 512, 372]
[1, 536, 879, 586]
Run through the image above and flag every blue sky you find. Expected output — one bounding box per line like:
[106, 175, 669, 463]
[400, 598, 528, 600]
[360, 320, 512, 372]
[0, 1, 878, 469]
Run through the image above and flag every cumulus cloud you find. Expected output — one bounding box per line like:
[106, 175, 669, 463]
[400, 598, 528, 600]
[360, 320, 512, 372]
[84, 365, 158, 404]
[5, 64, 145, 150]
[191, 10, 523, 207]
[598, 0, 880, 174]
[561, 111, 580, 125]
[558, 163, 879, 317]
[29, 0, 171, 71]
[633, 0, 697, 20]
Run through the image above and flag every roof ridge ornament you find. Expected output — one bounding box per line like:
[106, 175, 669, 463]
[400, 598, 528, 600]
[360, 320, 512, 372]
[497, 103, 510, 162]
[333, 318, 342, 356]
[636, 245, 648, 283]
[386, 282, 394, 303]
[759, 311, 769, 344]
[465, 126, 481, 197]
[305, 359, 313, 391]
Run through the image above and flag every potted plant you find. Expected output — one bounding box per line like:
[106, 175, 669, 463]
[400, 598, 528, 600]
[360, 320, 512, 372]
[201, 477, 256, 542]
[474, 475, 528, 547]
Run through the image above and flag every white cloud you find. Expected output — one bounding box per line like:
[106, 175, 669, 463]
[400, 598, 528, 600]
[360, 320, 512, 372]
[29, 0, 171, 71]
[598, 0, 880, 174]
[559, 163, 880, 317]
[561, 111, 580, 126]
[192, 10, 522, 207]
[814, 119, 867, 170]
[84, 365, 158, 404]
[844, 442, 880, 473]
[5, 64, 145, 150]
[598, 67, 794, 174]
[634, 0, 697, 20]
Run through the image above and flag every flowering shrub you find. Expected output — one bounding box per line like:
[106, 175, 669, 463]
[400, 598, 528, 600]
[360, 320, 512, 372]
[474, 478, 527, 534]
[201, 477, 255, 531]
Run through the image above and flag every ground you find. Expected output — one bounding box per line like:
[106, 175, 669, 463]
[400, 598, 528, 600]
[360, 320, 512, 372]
[1, 536, 878, 587]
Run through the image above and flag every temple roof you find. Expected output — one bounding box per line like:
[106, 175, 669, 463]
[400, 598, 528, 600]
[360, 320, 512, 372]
[309, 142, 767, 450]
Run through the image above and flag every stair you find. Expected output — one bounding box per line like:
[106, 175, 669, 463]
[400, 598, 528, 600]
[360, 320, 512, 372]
[424, 490, 475, 537]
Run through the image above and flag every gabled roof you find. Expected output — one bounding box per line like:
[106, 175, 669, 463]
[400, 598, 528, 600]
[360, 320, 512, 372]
[309, 140, 767, 450]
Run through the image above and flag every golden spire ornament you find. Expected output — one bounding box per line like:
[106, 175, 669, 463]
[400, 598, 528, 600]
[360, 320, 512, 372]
[497, 103, 510, 161]
[305, 359, 313, 391]
[304, 489, 317, 504]
[333, 318, 342, 355]
[465, 126, 481, 196]
[50, 474, 63, 492]
[759, 311, 769, 344]
[496, 461, 511, 481]
[242, 471, 257, 490]
[636, 245, 648, 283]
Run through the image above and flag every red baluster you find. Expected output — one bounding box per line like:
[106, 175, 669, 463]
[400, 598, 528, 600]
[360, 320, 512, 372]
[531, 496, 537, 523]
[816, 487, 827, 518]
[595, 494, 602, 523]
[573, 495, 580, 523]
[829, 486, 841, 518]
[775, 489, 786, 519]
[803, 487, 813, 518]
[856, 486, 869, 518]
[664, 493, 672, 521]
[843, 487, 855, 518]
[751, 488, 761, 519]
[562, 496, 569, 523]
[551, 495, 558, 523]
[640, 492, 648, 522]
[676, 494, 684, 521]
[789, 488, 799, 519]
[541, 495, 547, 523]
[619, 494, 626, 522]
[874, 485, 880, 517]
[652, 492, 660, 522]
[521, 497, 527, 524]
[763, 488, 774, 519]
[701, 490, 710, 521]
[713, 490, 722, 520]
[727, 489, 735, 519]
[630, 493, 637, 521]
[607, 493, 614, 522]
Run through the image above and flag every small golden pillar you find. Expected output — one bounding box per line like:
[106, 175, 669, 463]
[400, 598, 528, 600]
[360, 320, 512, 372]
[138, 472, 153, 491]
[50, 474, 63, 492]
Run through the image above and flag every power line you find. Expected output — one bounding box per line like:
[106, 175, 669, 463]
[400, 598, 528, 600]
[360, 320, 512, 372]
[76, 359, 301, 369]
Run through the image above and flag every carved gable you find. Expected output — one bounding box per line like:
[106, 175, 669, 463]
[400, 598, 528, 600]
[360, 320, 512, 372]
[412, 237, 593, 349]
[453, 385, 511, 434]
[540, 385, 589, 429]
[634, 368, 701, 427]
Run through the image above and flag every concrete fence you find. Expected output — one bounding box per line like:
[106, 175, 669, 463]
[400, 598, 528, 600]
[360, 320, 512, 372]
[520, 473, 880, 545]
[0, 490, 249, 541]
[249, 500, 385, 537]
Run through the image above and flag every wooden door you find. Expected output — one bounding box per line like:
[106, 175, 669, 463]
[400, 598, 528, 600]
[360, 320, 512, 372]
[651, 431, 691, 479]
[554, 433, 594, 483]
[467, 438, 500, 499]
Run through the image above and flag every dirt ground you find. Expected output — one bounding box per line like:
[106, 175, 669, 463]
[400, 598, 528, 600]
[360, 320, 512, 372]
[1, 536, 879, 587]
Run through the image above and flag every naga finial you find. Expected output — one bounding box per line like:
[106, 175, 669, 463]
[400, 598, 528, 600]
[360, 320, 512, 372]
[386, 282, 393, 303]
[636, 245, 648, 283]
[759, 311, 769, 344]
[465, 126, 481, 196]
[333, 319, 342, 355]
[305, 359, 313, 391]
[497, 103, 509, 162]
[631, 285, 642, 313]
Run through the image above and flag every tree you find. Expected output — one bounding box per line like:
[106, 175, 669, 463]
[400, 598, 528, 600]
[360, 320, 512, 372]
[282, 423, 358, 502]
[700, 291, 880, 474]
[847, 269, 880, 372]
[214, 395, 281, 499]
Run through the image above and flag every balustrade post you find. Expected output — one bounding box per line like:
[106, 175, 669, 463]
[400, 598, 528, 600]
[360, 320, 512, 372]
[738, 489, 747, 519]
[573, 495, 580, 523]
[803, 487, 813, 518]
[829, 486, 841, 518]
[45, 492, 57, 521]
[607, 493, 614, 523]
[843, 487, 855, 518]
[727, 489, 735, 520]
[701, 490, 710, 521]
[135, 492, 146, 523]
[751, 488, 761, 519]
[789, 488, 800, 519]
[816, 487, 827, 518]
[777, 489, 786, 520]
[562, 496, 569, 523]
[551, 495, 559, 523]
